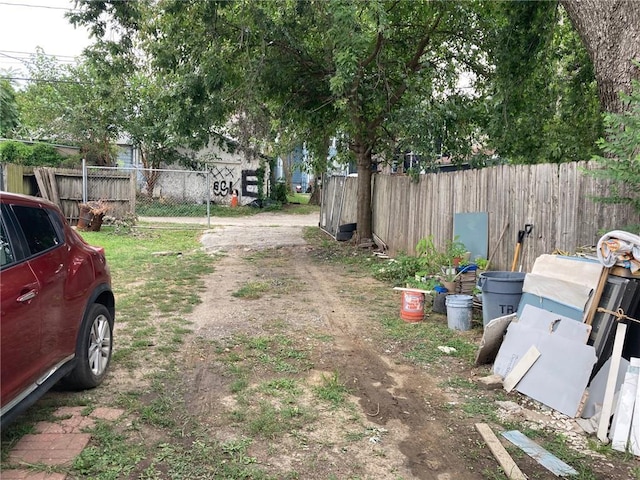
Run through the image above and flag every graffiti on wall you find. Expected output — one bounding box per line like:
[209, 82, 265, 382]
[209, 167, 235, 197]
[209, 167, 261, 199]
[241, 170, 259, 198]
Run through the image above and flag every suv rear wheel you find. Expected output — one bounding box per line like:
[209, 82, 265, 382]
[64, 303, 113, 389]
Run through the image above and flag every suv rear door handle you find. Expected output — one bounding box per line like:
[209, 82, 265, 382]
[17, 289, 38, 303]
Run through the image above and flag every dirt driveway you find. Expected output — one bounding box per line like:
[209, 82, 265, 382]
[187, 213, 478, 479]
[146, 211, 631, 480]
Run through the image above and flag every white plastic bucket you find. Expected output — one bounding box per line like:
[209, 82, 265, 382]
[445, 294, 473, 331]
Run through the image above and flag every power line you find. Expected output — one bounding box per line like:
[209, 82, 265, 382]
[0, 1, 78, 12]
[0, 49, 78, 60]
[0, 75, 93, 85]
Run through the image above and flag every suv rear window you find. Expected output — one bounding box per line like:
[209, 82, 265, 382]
[0, 220, 14, 267]
[12, 205, 61, 256]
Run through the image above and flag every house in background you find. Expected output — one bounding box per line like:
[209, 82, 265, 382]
[275, 145, 313, 193]
[130, 135, 268, 206]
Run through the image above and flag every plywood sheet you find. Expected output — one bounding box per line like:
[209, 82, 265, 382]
[494, 321, 596, 417]
[518, 304, 591, 343]
[454, 212, 488, 261]
[531, 254, 603, 286]
[523, 274, 593, 311]
[475, 314, 515, 365]
[517, 293, 583, 321]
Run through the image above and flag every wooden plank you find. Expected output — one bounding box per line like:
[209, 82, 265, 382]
[503, 346, 540, 393]
[585, 267, 610, 325]
[47, 168, 61, 207]
[611, 358, 639, 452]
[393, 287, 433, 294]
[33, 168, 51, 200]
[598, 322, 628, 443]
[475, 423, 527, 480]
[502, 430, 578, 477]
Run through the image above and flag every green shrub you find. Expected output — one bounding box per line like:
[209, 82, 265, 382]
[372, 253, 422, 286]
[0, 141, 30, 163]
[271, 181, 289, 203]
[588, 77, 640, 213]
[0, 141, 64, 166]
[28, 143, 64, 166]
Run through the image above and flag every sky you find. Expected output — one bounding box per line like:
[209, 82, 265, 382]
[0, 0, 93, 79]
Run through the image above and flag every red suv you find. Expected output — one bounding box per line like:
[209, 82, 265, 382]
[1, 192, 115, 427]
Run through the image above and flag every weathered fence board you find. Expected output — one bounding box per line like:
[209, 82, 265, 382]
[2, 164, 34, 194]
[323, 161, 639, 272]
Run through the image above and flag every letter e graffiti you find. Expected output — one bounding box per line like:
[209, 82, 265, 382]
[241, 170, 259, 198]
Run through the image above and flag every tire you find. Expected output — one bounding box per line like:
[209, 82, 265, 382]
[336, 231, 354, 241]
[64, 303, 113, 390]
[338, 223, 357, 233]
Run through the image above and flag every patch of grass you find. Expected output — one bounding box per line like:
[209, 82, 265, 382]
[260, 378, 302, 398]
[345, 431, 366, 442]
[460, 395, 498, 421]
[379, 316, 478, 365]
[72, 422, 146, 479]
[232, 281, 271, 299]
[246, 400, 313, 440]
[286, 193, 310, 205]
[219, 334, 312, 377]
[140, 396, 176, 429]
[136, 200, 262, 218]
[443, 376, 478, 390]
[248, 402, 288, 438]
[314, 371, 349, 407]
[144, 438, 273, 479]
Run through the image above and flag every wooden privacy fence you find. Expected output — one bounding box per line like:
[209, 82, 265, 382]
[321, 161, 639, 272]
[0, 165, 135, 223]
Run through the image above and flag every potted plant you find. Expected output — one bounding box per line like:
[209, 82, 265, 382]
[475, 257, 490, 275]
[439, 265, 461, 293]
[415, 235, 447, 276]
[444, 237, 469, 267]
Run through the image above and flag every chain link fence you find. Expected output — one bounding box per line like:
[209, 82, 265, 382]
[84, 164, 254, 226]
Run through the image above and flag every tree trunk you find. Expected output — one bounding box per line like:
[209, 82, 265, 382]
[308, 182, 321, 205]
[560, 0, 640, 113]
[140, 149, 160, 197]
[353, 141, 373, 244]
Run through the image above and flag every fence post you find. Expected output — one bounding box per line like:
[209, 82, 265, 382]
[129, 169, 136, 215]
[82, 158, 87, 204]
[206, 169, 211, 228]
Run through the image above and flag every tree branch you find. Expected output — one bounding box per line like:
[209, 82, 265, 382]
[367, 10, 445, 137]
[360, 32, 384, 70]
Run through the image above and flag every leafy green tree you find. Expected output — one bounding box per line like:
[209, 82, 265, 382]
[15, 49, 121, 165]
[479, 1, 602, 164]
[71, 0, 238, 187]
[15, 50, 70, 141]
[0, 75, 19, 137]
[239, 1, 486, 241]
[589, 79, 640, 213]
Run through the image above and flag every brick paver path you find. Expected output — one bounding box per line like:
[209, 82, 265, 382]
[2, 407, 124, 480]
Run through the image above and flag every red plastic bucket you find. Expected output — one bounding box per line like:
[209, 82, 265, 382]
[400, 290, 425, 322]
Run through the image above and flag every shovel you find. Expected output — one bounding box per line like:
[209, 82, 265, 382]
[510, 224, 533, 272]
